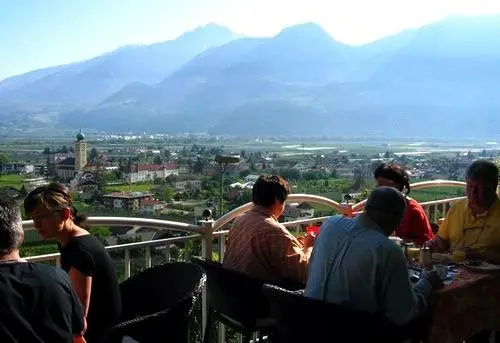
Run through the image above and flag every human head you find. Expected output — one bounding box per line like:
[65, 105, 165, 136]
[465, 160, 499, 211]
[365, 187, 407, 236]
[252, 175, 291, 217]
[0, 198, 24, 256]
[374, 163, 411, 195]
[23, 183, 86, 239]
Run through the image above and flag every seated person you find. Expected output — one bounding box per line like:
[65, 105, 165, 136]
[426, 160, 500, 263]
[223, 174, 314, 286]
[374, 163, 434, 246]
[0, 199, 85, 343]
[305, 187, 443, 326]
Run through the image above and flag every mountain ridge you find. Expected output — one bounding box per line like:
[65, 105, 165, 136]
[1, 16, 500, 138]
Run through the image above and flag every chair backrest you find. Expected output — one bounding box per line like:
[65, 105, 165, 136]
[430, 222, 439, 234]
[120, 262, 206, 320]
[191, 257, 270, 327]
[262, 284, 403, 343]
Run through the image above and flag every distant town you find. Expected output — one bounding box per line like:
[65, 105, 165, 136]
[2, 133, 499, 235]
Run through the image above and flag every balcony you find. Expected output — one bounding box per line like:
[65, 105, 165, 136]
[21, 180, 469, 342]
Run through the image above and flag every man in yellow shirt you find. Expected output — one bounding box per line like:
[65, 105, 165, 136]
[426, 160, 500, 263]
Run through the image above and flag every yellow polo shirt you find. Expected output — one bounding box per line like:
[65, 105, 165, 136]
[438, 197, 500, 262]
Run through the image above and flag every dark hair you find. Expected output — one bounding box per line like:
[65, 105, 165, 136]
[373, 163, 411, 195]
[252, 175, 291, 208]
[0, 198, 24, 253]
[23, 182, 87, 225]
[466, 160, 499, 187]
[365, 186, 407, 235]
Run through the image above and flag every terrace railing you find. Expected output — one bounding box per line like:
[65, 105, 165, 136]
[21, 179, 469, 342]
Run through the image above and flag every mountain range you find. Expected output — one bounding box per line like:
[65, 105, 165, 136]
[1, 16, 499, 138]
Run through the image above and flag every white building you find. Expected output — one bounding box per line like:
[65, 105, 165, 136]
[120, 163, 179, 183]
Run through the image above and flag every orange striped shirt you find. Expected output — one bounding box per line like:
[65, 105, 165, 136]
[223, 205, 309, 284]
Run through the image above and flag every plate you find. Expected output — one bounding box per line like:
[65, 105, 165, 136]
[462, 261, 500, 272]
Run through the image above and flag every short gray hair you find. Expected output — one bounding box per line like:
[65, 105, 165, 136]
[0, 199, 24, 254]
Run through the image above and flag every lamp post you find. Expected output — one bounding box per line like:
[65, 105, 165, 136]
[214, 154, 241, 218]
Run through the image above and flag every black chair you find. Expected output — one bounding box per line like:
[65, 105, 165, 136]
[104, 262, 206, 343]
[262, 284, 407, 343]
[191, 257, 275, 343]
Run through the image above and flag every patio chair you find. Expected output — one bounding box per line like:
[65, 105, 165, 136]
[262, 284, 407, 343]
[191, 257, 276, 343]
[430, 222, 440, 234]
[104, 262, 206, 343]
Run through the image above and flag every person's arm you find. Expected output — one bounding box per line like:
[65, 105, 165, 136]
[425, 204, 456, 252]
[50, 268, 86, 337]
[255, 223, 310, 284]
[65, 245, 95, 318]
[380, 246, 431, 326]
[68, 279, 87, 336]
[68, 268, 92, 317]
[409, 202, 435, 246]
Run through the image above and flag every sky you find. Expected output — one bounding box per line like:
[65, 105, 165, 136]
[1, 0, 499, 80]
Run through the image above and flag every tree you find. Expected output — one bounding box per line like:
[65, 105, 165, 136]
[42, 147, 51, 155]
[161, 186, 175, 202]
[89, 227, 112, 244]
[89, 148, 99, 162]
[0, 153, 8, 178]
[154, 155, 162, 165]
[164, 149, 172, 160]
[193, 158, 204, 173]
[19, 185, 28, 197]
[239, 169, 251, 178]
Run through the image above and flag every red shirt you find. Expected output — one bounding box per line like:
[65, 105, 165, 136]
[394, 198, 434, 246]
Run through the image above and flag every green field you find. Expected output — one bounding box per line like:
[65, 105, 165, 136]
[104, 183, 155, 193]
[0, 174, 24, 188]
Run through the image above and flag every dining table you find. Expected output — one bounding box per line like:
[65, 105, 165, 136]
[427, 266, 500, 343]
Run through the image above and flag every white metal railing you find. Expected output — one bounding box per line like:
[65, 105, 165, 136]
[21, 180, 470, 342]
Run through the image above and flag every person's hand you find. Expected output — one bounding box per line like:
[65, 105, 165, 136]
[463, 247, 484, 261]
[422, 270, 444, 290]
[302, 232, 316, 249]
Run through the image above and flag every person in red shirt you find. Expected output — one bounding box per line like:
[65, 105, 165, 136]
[373, 163, 434, 246]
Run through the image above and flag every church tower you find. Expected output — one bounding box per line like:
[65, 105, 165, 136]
[74, 130, 87, 171]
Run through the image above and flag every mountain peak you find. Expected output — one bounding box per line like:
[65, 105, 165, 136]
[277, 22, 334, 41]
[180, 23, 237, 39]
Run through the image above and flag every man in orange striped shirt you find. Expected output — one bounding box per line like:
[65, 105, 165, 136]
[223, 175, 314, 285]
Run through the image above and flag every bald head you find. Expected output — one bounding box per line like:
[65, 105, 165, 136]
[365, 187, 407, 235]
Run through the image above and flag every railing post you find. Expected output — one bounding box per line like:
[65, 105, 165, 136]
[124, 248, 131, 279]
[219, 236, 226, 263]
[433, 203, 439, 222]
[164, 245, 171, 263]
[200, 220, 215, 341]
[201, 220, 214, 261]
[145, 246, 152, 268]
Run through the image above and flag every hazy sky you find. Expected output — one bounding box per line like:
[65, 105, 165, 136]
[1, 0, 499, 80]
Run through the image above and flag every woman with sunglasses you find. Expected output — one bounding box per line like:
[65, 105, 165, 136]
[374, 163, 434, 246]
[24, 183, 121, 343]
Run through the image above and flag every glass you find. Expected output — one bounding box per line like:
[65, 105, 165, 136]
[452, 250, 466, 262]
